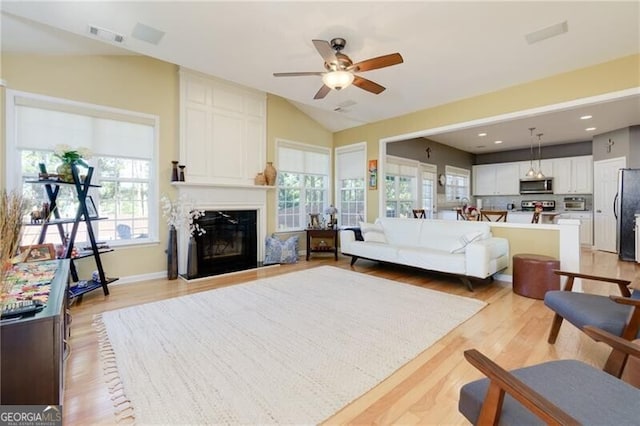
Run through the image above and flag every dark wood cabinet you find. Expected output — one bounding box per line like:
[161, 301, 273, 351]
[1, 260, 69, 405]
[306, 228, 339, 260]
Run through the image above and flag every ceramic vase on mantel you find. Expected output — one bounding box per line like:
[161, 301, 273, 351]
[254, 172, 266, 185]
[264, 162, 277, 186]
[166, 225, 178, 280]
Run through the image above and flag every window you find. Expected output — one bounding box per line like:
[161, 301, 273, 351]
[276, 140, 330, 231]
[445, 165, 470, 203]
[335, 143, 366, 227]
[6, 90, 158, 246]
[420, 164, 437, 219]
[385, 156, 417, 218]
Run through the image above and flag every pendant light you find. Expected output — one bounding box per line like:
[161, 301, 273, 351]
[535, 132, 545, 179]
[525, 127, 536, 177]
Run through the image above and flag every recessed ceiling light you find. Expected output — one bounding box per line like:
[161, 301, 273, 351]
[494, 140, 503, 144]
[580, 115, 592, 120]
[478, 132, 487, 137]
[585, 127, 597, 131]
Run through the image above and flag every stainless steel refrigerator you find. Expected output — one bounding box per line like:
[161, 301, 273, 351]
[615, 168, 640, 261]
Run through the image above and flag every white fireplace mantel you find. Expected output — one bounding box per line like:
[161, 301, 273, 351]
[174, 182, 270, 277]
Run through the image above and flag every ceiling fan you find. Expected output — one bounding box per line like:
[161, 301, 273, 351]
[273, 38, 403, 100]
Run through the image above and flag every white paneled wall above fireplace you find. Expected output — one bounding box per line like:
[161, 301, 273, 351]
[179, 68, 266, 185]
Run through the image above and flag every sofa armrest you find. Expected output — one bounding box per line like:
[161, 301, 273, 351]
[339, 229, 357, 253]
[465, 237, 509, 278]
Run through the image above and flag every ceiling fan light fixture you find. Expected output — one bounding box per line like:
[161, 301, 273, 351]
[322, 70, 354, 91]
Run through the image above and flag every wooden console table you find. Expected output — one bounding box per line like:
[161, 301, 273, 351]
[306, 228, 338, 261]
[1, 259, 70, 405]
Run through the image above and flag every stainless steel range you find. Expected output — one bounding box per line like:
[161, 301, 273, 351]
[521, 200, 556, 212]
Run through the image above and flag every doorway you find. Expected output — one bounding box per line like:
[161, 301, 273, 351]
[593, 157, 626, 252]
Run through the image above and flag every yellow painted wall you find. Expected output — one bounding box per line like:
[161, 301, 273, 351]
[1, 54, 179, 278]
[334, 54, 640, 221]
[490, 227, 560, 275]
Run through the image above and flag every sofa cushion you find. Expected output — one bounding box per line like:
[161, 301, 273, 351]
[375, 217, 422, 246]
[359, 221, 387, 243]
[451, 231, 484, 254]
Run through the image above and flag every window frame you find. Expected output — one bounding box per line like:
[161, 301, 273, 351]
[5, 89, 160, 247]
[335, 142, 367, 227]
[275, 139, 332, 232]
[444, 165, 471, 203]
[384, 155, 418, 218]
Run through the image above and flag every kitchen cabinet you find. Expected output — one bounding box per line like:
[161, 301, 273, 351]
[506, 211, 534, 224]
[559, 212, 593, 245]
[552, 156, 593, 194]
[518, 159, 554, 178]
[473, 163, 519, 196]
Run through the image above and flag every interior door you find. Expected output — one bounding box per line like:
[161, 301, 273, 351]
[594, 157, 626, 252]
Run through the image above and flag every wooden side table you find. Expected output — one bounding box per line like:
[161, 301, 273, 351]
[306, 228, 338, 260]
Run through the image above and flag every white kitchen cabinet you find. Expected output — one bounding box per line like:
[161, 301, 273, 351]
[518, 159, 554, 178]
[559, 212, 593, 245]
[552, 156, 593, 194]
[473, 163, 519, 196]
[437, 210, 458, 221]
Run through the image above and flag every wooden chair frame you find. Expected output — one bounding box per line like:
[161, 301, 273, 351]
[478, 210, 508, 222]
[412, 209, 426, 219]
[547, 270, 640, 376]
[464, 326, 640, 426]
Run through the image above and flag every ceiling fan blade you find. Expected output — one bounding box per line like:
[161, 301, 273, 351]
[273, 72, 323, 77]
[350, 53, 403, 72]
[353, 75, 386, 95]
[312, 39, 337, 64]
[313, 85, 331, 100]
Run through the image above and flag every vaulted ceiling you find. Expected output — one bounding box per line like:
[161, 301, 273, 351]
[2, 1, 639, 153]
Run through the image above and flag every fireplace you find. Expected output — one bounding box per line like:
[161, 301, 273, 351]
[188, 210, 257, 278]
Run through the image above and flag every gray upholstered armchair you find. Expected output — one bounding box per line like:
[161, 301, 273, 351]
[543, 270, 640, 375]
[458, 326, 640, 425]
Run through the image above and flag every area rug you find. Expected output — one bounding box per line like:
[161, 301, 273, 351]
[94, 266, 486, 424]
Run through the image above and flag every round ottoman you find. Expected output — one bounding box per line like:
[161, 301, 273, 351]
[512, 254, 560, 299]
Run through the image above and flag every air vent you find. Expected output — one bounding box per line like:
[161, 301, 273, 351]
[88, 25, 125, 43]
[337, 100, 357, 108]
[525, 21, 568, 44]
[132, 23, 165, 45]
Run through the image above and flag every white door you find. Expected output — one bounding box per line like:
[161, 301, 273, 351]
[594, 157, 626, 252]
[421, 166, 437, 219]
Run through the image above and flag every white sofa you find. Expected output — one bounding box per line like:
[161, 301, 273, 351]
[340, 217, 509, 290]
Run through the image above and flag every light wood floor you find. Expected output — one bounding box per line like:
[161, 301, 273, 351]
[63, 248, 640, 425]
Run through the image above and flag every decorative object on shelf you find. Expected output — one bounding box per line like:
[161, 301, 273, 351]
[53, 144, 91, 182]
[368, 159, 378, 189]
[525, 127, 536, 177]
[535, 132, 545, 179]
[171, 161, 179, 182]
[254, 172, 266, 185]
[161, 195, 206, 280]
[264, 161, 277, 186]
[18, 244, 56, 262]
[325, 205, 338, 229]
[309, 213, 322, 229]
[85, 196, 99, 218]
[0, 189, 27, 294]
[167, 225, 178, 280]
[179, 165, 186, 182]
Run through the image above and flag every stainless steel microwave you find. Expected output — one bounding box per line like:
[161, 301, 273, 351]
[519, 178, 554, 194]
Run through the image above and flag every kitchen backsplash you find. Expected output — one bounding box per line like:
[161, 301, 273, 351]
[468, 194, 593, 211]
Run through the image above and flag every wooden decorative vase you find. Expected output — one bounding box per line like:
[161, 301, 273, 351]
[264, 162, 277, 186]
